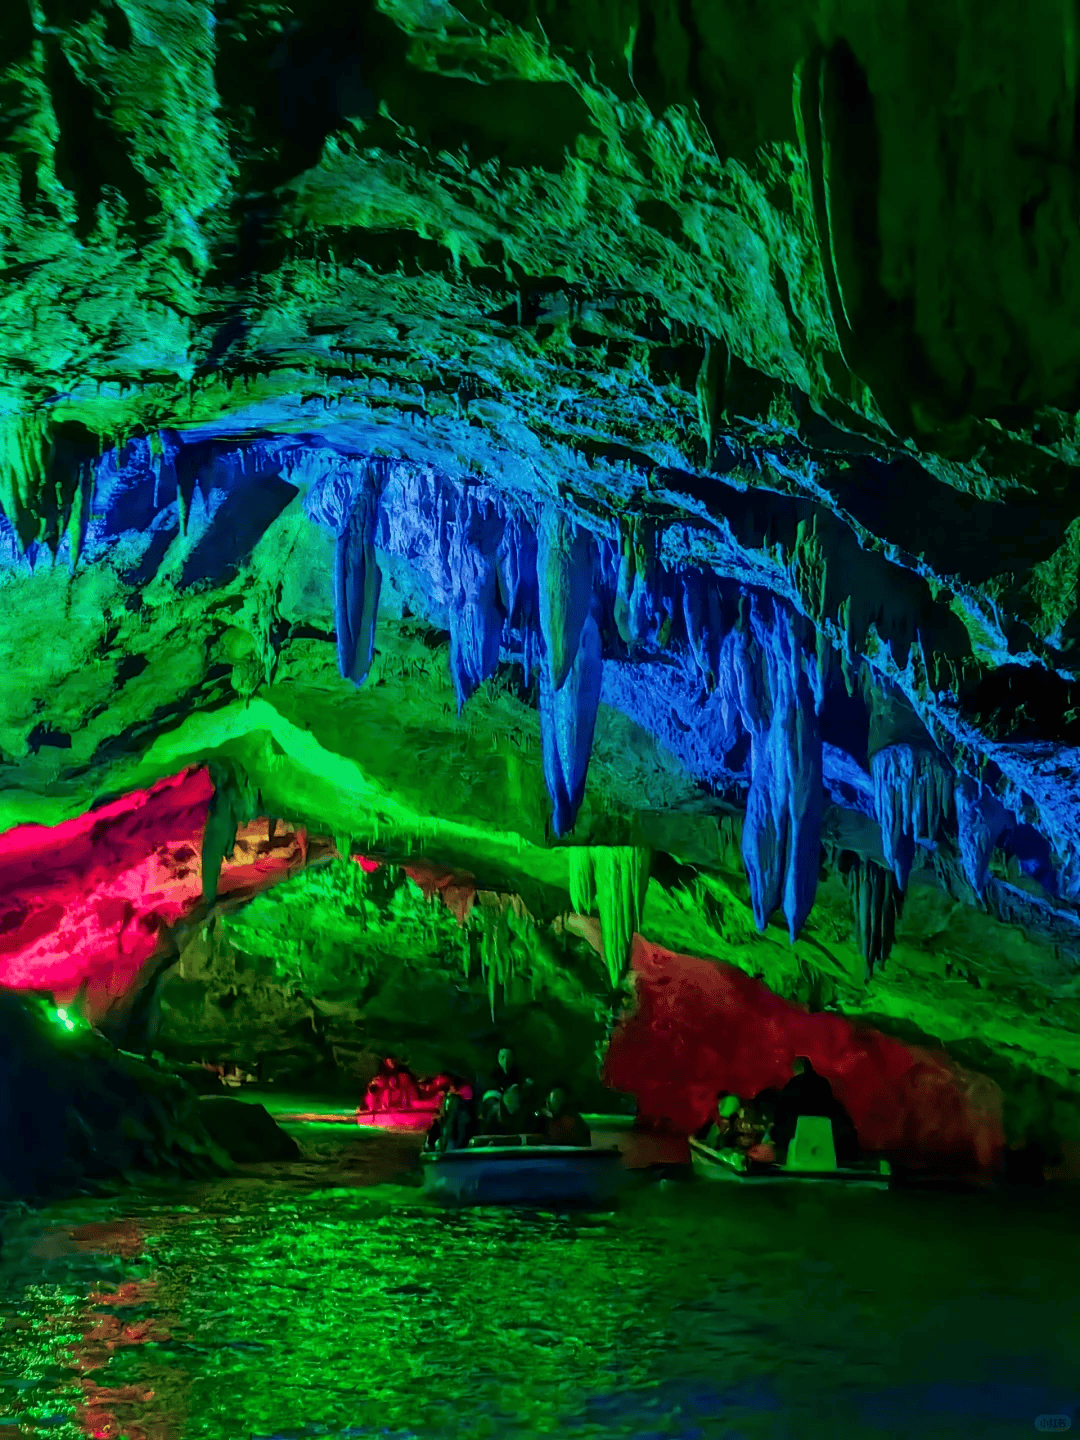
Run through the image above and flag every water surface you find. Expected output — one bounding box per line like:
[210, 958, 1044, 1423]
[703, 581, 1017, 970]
[0, 1127, 1077, 1440]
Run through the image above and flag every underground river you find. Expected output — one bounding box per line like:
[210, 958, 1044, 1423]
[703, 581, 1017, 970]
[0, 1125, 1076, 1440]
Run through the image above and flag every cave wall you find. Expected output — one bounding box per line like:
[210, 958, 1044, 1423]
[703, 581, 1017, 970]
[156, 858, 619, 1106]
[1, 0, 1080, 1153]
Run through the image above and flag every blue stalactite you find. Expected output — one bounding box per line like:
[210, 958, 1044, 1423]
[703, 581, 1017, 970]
[496, 506, 540, 678]
[681, 568, 728, 691]
[448, 492, 506, 710]
[872, 744, 953, 890]
[735, 594, 824, 940]
[537, 507, 594, 692]
[334, 477, 382, 688]
[540, 605, 604, 835]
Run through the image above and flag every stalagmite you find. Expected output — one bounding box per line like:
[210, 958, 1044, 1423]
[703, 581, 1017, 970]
[872, 744, 953, 890]
[539, 607, 603, 835]
[448, 492, 506, 710]
[593, 847, 651, 987]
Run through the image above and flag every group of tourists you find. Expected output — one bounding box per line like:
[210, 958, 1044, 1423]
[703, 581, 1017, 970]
[423, 1047, 591, 1153]
[359, 1055, 452, 1114]
[697, 1056, 860, 1167]
[365, 1046, 858, 1167]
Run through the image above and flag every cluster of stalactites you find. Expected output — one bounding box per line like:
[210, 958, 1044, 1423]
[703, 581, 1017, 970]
[0, 414, 98, 562]
[871, 744, 954, 891]
[568, 845, 651, 987]
[841, 853, 904, 977]
[304, 464, 840, 936]
[471, 898, 536, 1019]
[734, 593, 825, 942]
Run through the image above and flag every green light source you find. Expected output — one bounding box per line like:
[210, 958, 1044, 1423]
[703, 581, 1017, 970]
[54, 1007, 76, 1032]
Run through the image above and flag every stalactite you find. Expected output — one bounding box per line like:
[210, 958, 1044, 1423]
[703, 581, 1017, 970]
[173, 442, 201, 538]
[200, 764, 261, 904]
[536, 506, 594, 691]
[0, 413, 49, 552]
[732, 593, 824, 941]
[614, 515, 656, 647]
[478, 905, 514, 1018]
[568, 846, 596, 915]
[448, 491, 506, 710]
[334, 479, 382, 687]
[681, 568, 727, 690]
[593, 846, 651, 987]
[496, 507, 539, 674]
[843, 853, 903, 977]
[872, 744, 953, 890]
[539, 607, 603, 835]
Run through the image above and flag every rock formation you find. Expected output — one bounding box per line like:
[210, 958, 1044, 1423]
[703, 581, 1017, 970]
[2, 0, 1080, 1175]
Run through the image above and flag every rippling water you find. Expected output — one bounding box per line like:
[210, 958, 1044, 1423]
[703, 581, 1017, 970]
[0, 1127, 1077, 1440]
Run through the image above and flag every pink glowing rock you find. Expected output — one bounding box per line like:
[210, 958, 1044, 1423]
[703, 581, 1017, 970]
[0, 768, 312, 1022]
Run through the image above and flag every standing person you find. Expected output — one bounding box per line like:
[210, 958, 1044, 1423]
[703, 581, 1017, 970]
[771, 1056, 860, 1164]
[492, 1047, 521, 1090]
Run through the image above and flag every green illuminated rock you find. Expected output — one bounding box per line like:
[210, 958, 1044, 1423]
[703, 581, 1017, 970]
[3, 0, 1080, 1155]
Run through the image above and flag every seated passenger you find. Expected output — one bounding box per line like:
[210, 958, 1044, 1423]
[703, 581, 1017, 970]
[417, 1072, 454, 1105]
[499, 1082, 537, 1135]
[385, 1058, 421, 1111]
[426, 1085, 475, 1152]
[493, 1047, 521, 1089]
[540, 1086, 591, 1147]
[701, 1093, 742, 1149]
[363, 1055, 405, 1112]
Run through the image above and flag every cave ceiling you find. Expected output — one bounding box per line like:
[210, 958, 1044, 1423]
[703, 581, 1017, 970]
[3, 0, 1080, 1101]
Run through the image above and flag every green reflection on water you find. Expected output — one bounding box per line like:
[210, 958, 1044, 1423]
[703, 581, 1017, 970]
[1, 1163, 1079, 1440]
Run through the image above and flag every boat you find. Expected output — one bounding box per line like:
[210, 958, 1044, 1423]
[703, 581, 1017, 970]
[421, 1134, 624, 1207]
[275, 1105, 437, 1131]
[690, 1115, 891, 1189]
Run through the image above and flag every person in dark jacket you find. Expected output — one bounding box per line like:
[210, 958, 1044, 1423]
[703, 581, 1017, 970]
[770, 1056, 860, 1164]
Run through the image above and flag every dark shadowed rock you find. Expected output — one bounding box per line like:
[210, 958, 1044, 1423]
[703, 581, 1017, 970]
[197, 1097, 301, 1162]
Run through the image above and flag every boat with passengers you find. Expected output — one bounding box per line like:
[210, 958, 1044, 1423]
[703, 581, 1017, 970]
[421, 1130, 624, 1206]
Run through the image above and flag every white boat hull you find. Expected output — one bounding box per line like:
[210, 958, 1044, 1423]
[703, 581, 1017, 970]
[690, 1138, 889, 1188]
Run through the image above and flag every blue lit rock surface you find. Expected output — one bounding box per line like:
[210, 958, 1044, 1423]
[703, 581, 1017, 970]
[3, 1, 1080, 1144]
